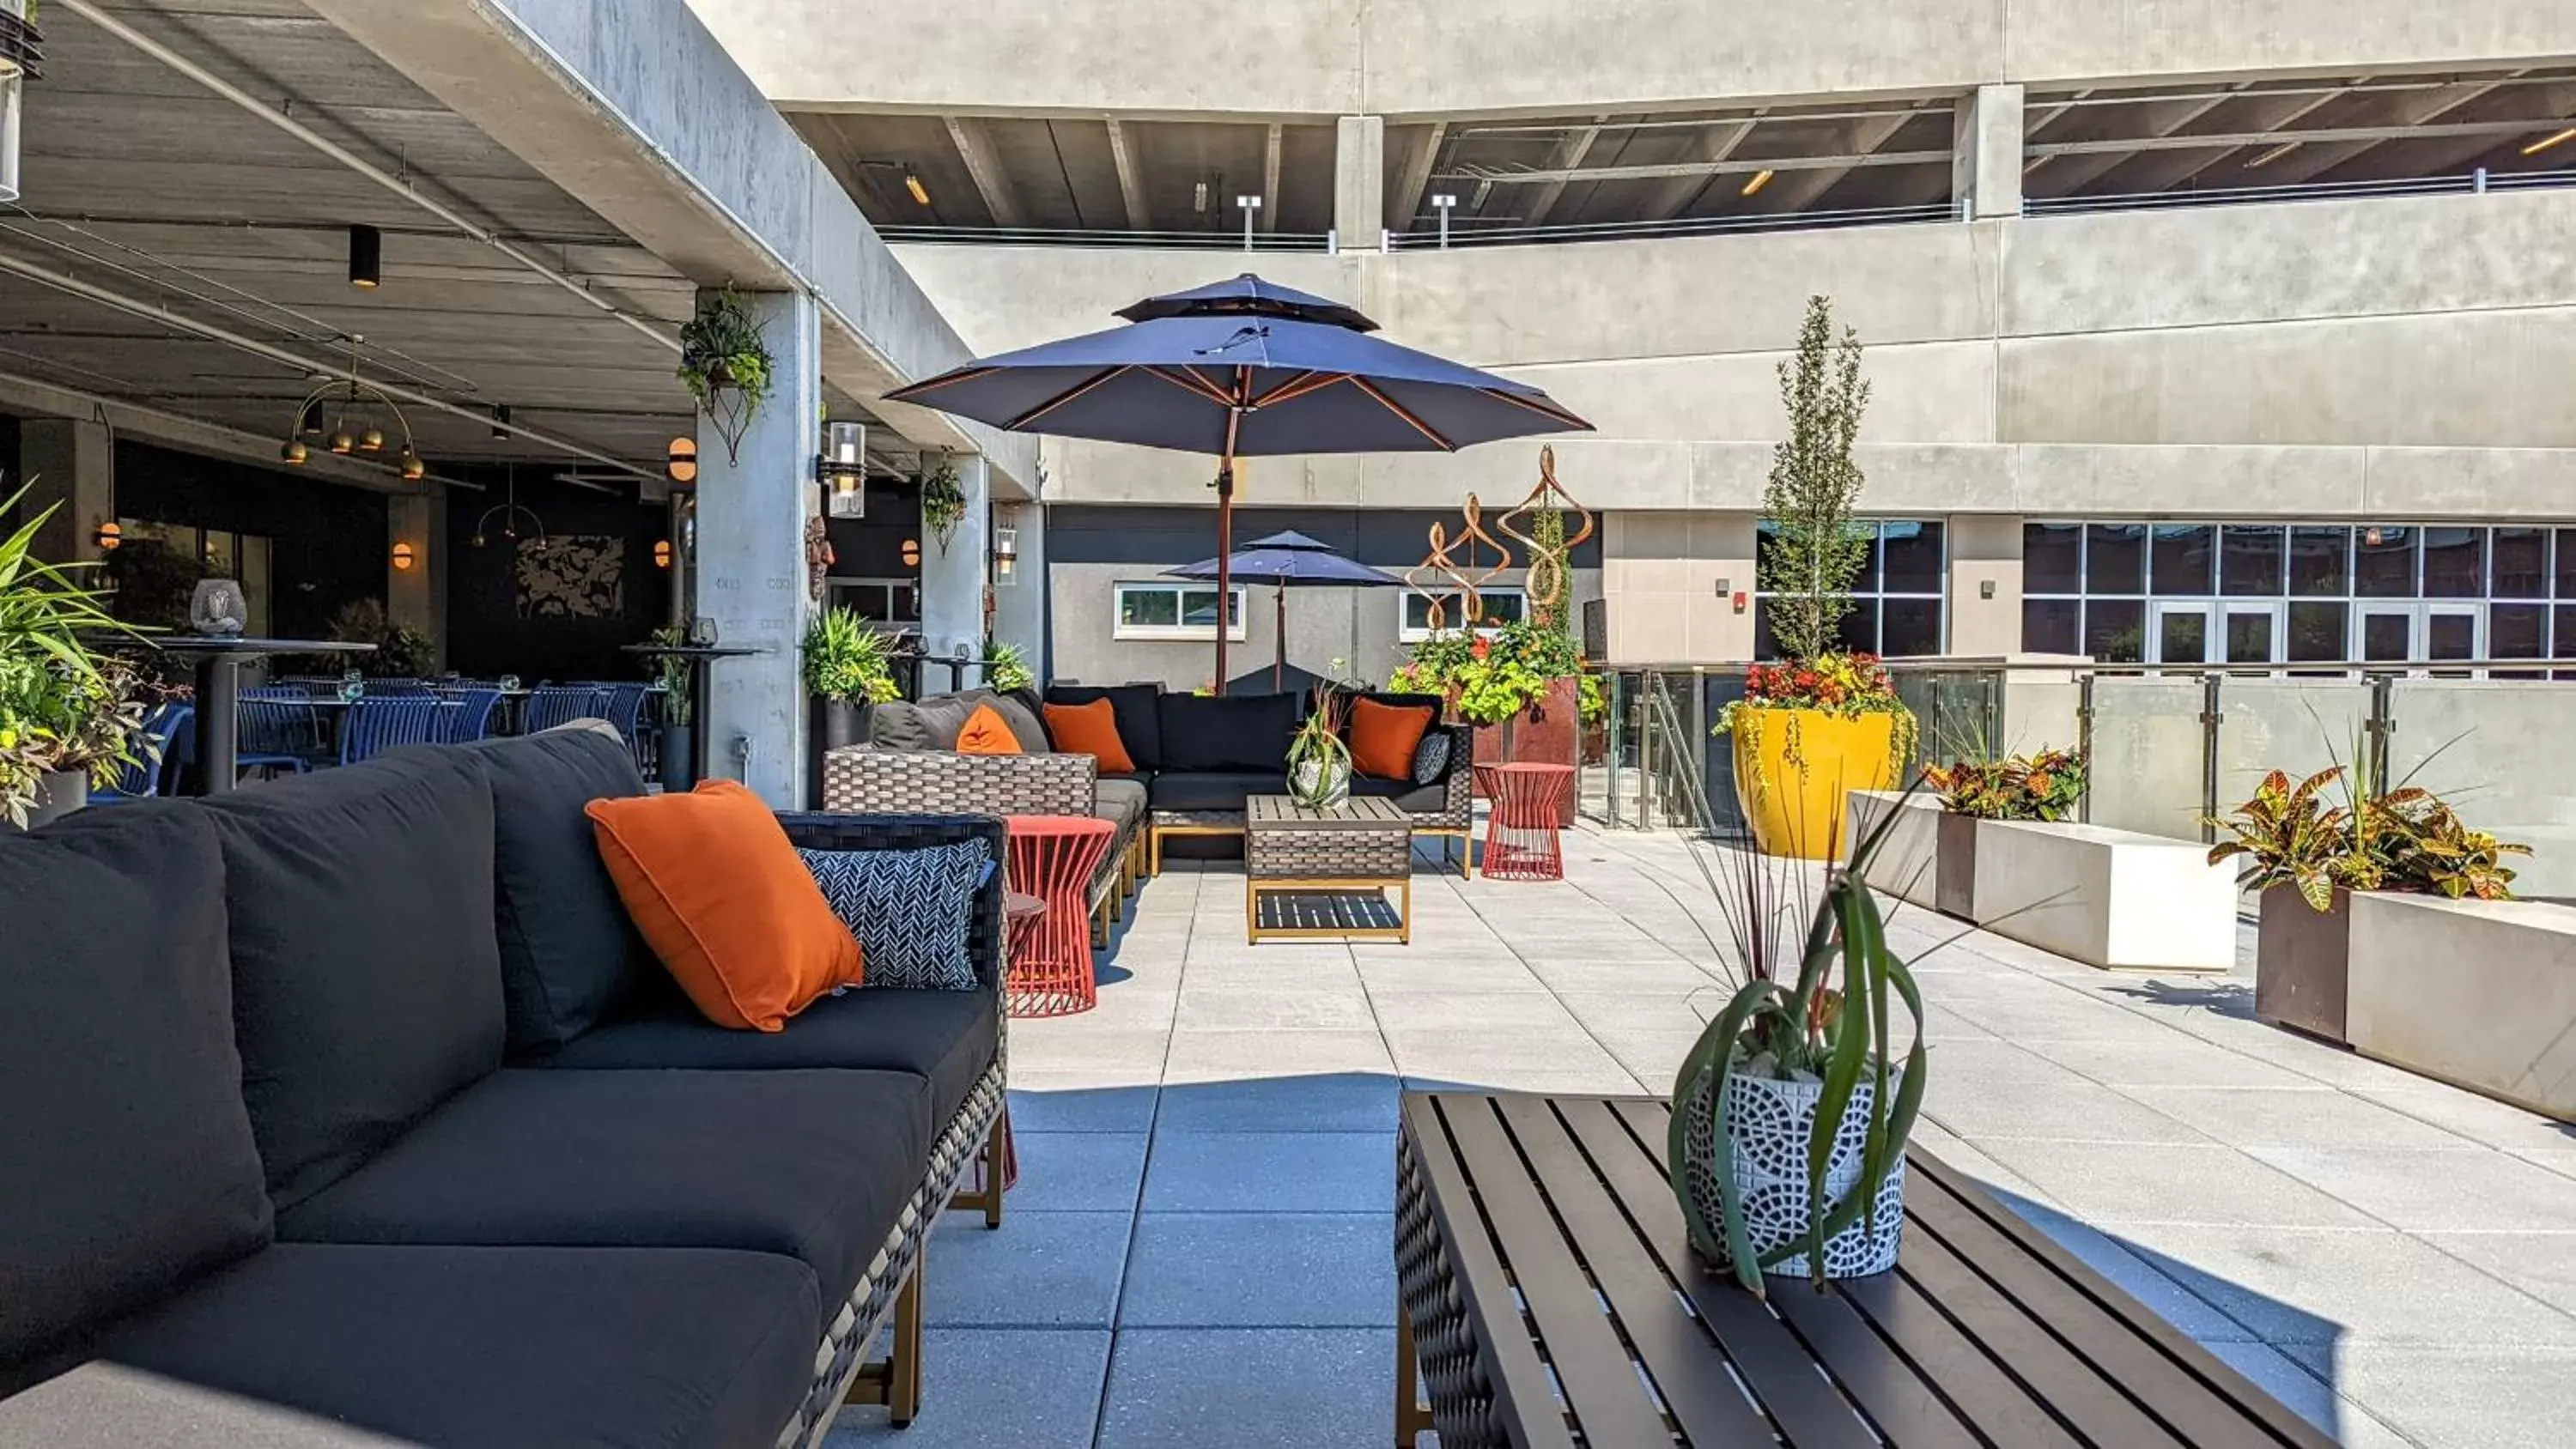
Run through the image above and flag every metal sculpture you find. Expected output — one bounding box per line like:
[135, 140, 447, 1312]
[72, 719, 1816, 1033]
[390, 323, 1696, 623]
[1492, 445, 1595, 630]
[1405, 494, 1514, 634]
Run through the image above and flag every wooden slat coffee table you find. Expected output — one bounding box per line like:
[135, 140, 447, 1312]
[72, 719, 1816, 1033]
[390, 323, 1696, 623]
[1244, 794, 1413, 945]
[1395, 1093, 2338, 1449]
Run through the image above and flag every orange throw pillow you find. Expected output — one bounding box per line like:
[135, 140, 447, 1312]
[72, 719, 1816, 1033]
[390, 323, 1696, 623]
[1350, 698, 1435, 781]
[955, 702, 1022, 755]
[586, 780, 863, 1032]
[1042, 698, 1135, 773]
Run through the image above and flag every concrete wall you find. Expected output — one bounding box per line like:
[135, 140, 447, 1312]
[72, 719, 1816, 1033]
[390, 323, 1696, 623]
[695, 0, 2576, 117]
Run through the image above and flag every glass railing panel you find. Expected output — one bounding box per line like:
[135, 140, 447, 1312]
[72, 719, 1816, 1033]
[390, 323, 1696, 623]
[2085, 676, 2209, 842]
[2214, 676, 2372, 824]
[2385, 679, 2576, 900]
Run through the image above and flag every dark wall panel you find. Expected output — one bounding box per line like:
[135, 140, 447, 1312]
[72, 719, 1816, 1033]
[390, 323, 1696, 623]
[443, 471, 670, 685]
[112, 439, 386, 642]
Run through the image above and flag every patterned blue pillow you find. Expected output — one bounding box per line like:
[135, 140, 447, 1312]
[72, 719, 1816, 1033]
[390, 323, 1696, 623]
[798, 840, 988, 991]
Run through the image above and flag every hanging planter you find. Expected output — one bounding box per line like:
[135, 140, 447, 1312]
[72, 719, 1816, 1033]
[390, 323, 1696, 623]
[677, 288, 774, 464]
[920, 455, 967, 552]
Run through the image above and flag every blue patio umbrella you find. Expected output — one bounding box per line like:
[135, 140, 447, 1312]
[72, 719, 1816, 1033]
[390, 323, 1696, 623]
[884, 274, 1589, 692]
[1164, 530, 1406, 692]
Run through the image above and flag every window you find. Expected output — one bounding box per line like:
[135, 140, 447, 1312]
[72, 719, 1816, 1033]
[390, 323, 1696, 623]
[118, 519, 273, 634]
[1753, 519, 1947, 658]
[1113, 582, 1244, 640]
[1398, 586, 1526, 642]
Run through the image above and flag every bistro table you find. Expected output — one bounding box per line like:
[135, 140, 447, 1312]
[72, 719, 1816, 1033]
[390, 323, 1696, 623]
[156, 637, 374, 795]
[620, 643, 762, 783]
[1396, 1092, 2338, 1449]
[1472, 762, 1576, 881]
[999, 815, 1115, 1017]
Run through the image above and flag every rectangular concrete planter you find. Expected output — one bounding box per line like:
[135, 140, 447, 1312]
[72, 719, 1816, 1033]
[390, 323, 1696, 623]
[1935, 812, 1978, 921]
[1846, 790, 1941, 910]
[2346, 892, 2576, 1124]
[2255, 887, 2351, 1045]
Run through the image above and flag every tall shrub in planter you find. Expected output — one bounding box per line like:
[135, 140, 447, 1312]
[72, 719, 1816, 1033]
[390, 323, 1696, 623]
[802, 607, 898, 799]
[1719, 294, 1911, 860]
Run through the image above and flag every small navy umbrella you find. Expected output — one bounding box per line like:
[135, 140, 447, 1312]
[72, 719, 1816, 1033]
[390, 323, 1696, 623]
[885, 275, 1589, 692]
[1164, 530, 1405, 693]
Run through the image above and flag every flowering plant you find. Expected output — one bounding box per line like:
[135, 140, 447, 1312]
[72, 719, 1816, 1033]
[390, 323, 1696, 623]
[1714, 650, 1902, 736]
[1391, 621, 1604, 725]
[1923, 746, 2086, 822]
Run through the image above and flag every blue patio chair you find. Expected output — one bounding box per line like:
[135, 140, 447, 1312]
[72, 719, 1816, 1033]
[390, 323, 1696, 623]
[340, 696, 447, 765]
[594, 682, 655, 773]
[523, 685, 604, 734]
[367, 678, 434, 696]
[237, 688, 326, 777]
[93, 702, 193, 802]
[440, 688, 502, 743]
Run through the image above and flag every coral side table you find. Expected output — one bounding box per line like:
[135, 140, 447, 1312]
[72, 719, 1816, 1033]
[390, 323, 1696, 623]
[1002, 815, 1115, 1017]
[1474, 763, 1576, 881]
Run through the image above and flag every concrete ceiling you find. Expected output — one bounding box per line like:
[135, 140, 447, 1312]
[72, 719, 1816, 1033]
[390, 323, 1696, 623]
[0, 0, 918, 492]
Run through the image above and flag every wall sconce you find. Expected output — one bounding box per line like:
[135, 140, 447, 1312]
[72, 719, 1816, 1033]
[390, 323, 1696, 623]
[992, 522, 1019, 585]
[818, 420, 866, 518]
[900, 537, 921, 568]
[666, 436, 698, 485]
[94, 520, 122, 550]
[653, 539, 673, 570]
[391, 542, 416, 572]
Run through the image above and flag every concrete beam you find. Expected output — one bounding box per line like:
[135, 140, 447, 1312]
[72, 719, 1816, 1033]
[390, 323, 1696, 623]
[1952, 85, 2025, 220]
[1520, 121, 1605, 228]
[1337, 115, 1387, 246]
[2026, 90, 2235, 197]
[944, 117, 1025, 228]
[2255, 76, 2519, 187]
[1646, 118, 1759, 220]
[1105, 118, 1151, 231]
[1762, 111, 1917, 215]
[1261, 124, 1284, 232]
[0, 367, 424, 495]
[1388, 120, 1444, 238]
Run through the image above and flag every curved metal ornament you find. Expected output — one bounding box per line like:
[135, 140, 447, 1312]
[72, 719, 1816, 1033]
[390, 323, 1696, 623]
[1405, 494, 1513, 633]
[1494, 445, 1595, 628]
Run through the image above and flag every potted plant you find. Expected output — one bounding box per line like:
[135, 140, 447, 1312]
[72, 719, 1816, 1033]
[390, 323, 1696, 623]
[1, 482, 149, 828]
[1668, 797, 1928, 1293]
[1919, 747, 2086, 918]
[678, 288, 774, 464]
[647, 626, 696, 791]
[982, 638, 1035, 694]
[2209, 768, 2529, 1043]
[802, 606, 897, 797]
[920, 455, 967, 553]
[1393, 618, 1589, 820]
[1717, 294, 1912, 861]
[1286, 684, 1353, 809]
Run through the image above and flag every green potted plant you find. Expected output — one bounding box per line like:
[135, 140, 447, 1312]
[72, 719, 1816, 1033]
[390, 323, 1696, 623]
[1, 482, 150, 828]
[647, 625, 696, 791]
[1668, 795, 1928, 1293]
[919, 455, 966, 552]
[1286, 683, 1353, 809]
[982, 638, 1035, 694]
[1718, 294, 1914, 862]
[1918, 746, 2086, 917]
[678, 288, 775, 464]
[802, 606, 897, 797]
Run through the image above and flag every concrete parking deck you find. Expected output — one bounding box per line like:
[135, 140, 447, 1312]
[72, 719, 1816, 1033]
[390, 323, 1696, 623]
[830, 828, 2576, 1449]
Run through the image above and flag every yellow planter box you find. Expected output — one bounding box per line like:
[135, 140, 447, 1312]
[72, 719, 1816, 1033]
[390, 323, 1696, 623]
[1731, 707, 1899, 860]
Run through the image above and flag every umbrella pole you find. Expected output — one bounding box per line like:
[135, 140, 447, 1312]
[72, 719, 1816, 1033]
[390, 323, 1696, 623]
[1274, 585, 1286, 693]
[1213, 453, 1234, 697]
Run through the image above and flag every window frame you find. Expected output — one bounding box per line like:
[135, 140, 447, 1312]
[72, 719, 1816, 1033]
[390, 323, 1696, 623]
[1751, 518, 1949, 658]
[1111, 581, 1248, 641]
[1397, 585, 1529, 643]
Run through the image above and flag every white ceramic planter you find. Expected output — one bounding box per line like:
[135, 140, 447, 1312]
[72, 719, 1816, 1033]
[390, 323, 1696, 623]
[2346, 892, 2576, 1124]
[1846, 790, 1941, 910]
[1677, 1068, 1905, 1281]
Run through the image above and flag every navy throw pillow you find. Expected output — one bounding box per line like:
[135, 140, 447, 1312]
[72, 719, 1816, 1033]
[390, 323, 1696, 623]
[799, 840, 989, 991]
[1412, 729, 1454, 786]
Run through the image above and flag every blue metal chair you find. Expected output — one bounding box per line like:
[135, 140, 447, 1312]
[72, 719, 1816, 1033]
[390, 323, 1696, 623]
[94, 702, 193, 802]
[340, 696, 447, 765]
[440, 688, 503, 743]
[594, 682, 655, 774]
[524, 685, 605, 734]
[367, 678, 434, 696]
[238, 688, 325, 777]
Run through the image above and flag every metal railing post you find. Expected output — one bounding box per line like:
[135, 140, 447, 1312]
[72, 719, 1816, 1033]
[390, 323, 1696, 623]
[2366, 672, 2397, 798]
[2075, 673, 2096, 824]
[2199, 671, 2224, 845]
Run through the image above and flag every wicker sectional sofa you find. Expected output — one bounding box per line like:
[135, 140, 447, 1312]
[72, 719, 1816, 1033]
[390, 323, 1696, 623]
[0, 726, 1005, 1449]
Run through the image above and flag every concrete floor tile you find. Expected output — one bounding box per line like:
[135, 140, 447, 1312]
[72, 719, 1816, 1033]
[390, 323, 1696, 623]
[2110, 1222, 2576, 1347]
[2246, 1144, 2576, 1232]
[2319, 1343, 2576, 1449]
[821, 1329, 1109, 1449]
[2417, 1230, 2576, 1317]
[2016, 1034, 2323, 1089]
[2128, 1087, 2474, 1151]
[1172, 984, 1379, 1031]
[1154, 1073, 1400, 1134]
[1160, 1028, 1394, 1083]
[1518, 955, 1732, 994]
[1006, 1024, 1171, 1077]
[1095, 1329, 1395, 1449]
[1143, 1131, 1394, 1213]
[1009, 1131, 1150, 1212]
[2349, 1083, 2576, 1155]
[1352, 949, 1546, 992]
[1923, 1072, 2217, 1145]
[1360, 989, 1585, 1032]
[1007, 1084, 1159, 1133]
[926, 1211, 1131, 1329]
[1119, 1213, 1392, 1328]
[1966, 1140, 2375, 1228]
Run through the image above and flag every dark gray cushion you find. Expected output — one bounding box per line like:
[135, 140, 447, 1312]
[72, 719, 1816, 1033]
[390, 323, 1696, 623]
[1157, 692, 1298, 773]
[1095, 775, 1149, 829]
[866, 699, 937, 751]
[1047, 683, 1162, 771]
[1351, 774, 1453, 815]
[95, 1243, 817, 1449]
[276, 1067, 931, 1322]
[546, 988, 999, 1132]
[469, 726, 655, 1056]
[1148, 771, 1286, 812]
[799, 840, 987, 991]
[987, 688, 1053, 753]
[203, 749, 505, 1209]
[0, 805, 271, 1366]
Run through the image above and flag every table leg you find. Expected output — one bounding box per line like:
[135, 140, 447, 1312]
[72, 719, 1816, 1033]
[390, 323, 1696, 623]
[192, 656, 240, 796]
[1395, 1288, 1430, 1447]
[687, 658, 714, 784]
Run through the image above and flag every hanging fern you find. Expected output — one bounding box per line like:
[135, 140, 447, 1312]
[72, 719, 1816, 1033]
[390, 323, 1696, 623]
[920, 455, 968, 551]
[677, 288, 775, 464]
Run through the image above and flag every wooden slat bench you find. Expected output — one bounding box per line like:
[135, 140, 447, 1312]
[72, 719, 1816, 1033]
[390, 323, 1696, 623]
[1395, 1092, 2339, 1449]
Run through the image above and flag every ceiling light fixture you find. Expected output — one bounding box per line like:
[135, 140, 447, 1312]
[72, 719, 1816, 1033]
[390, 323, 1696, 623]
[348, 224, 382, 288]
[904, 169, 931, 205]
[1193, 179, 1210, 213]
[471, 466, 548, 549]
[2245, 141, 2300, 168]
[1741, 168, 1775, 197]
[2524, 126, 2576, 157]
[281, 336, 428, 482]
[490, 404, 513, 440]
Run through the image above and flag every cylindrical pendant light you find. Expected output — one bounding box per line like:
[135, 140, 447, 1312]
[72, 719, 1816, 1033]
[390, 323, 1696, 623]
[349, 224, 382, 288]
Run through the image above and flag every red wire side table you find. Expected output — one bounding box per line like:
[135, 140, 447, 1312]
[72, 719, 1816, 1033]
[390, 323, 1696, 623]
[1002, 815, 1115, 1017]
[1473, 763, 1576, 881]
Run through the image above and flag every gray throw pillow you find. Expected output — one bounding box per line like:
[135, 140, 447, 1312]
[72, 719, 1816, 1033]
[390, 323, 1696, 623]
[1412, 729, 1453, 786]
[867, 700, 936, 751]
[799, 840, 988, 990]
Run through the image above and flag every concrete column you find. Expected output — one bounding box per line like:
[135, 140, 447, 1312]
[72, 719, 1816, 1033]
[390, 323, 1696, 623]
[1599, 510, 1757, 664]
[986, 500, 1048, 684]
[917, 452, 991, 687]
[696, 288, 823, 807]
[15, 417, 114, 565]
[386, 492, 445, 666]
[1952, 82, 2025, 221]
[1947, 513, 2024, 655]
[1334, 115, 1385, 249]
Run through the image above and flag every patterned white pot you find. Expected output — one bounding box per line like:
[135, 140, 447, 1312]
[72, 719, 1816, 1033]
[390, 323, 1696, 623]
[1290, 756, 1350, 809]
[1679, 1066, 1906, 1280]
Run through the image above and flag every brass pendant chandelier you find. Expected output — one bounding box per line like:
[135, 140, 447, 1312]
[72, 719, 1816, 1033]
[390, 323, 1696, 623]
[279, 337, 427, 481]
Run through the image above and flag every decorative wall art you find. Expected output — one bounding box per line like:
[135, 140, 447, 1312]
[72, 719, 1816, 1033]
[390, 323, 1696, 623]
[516, 535, 624, 619]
